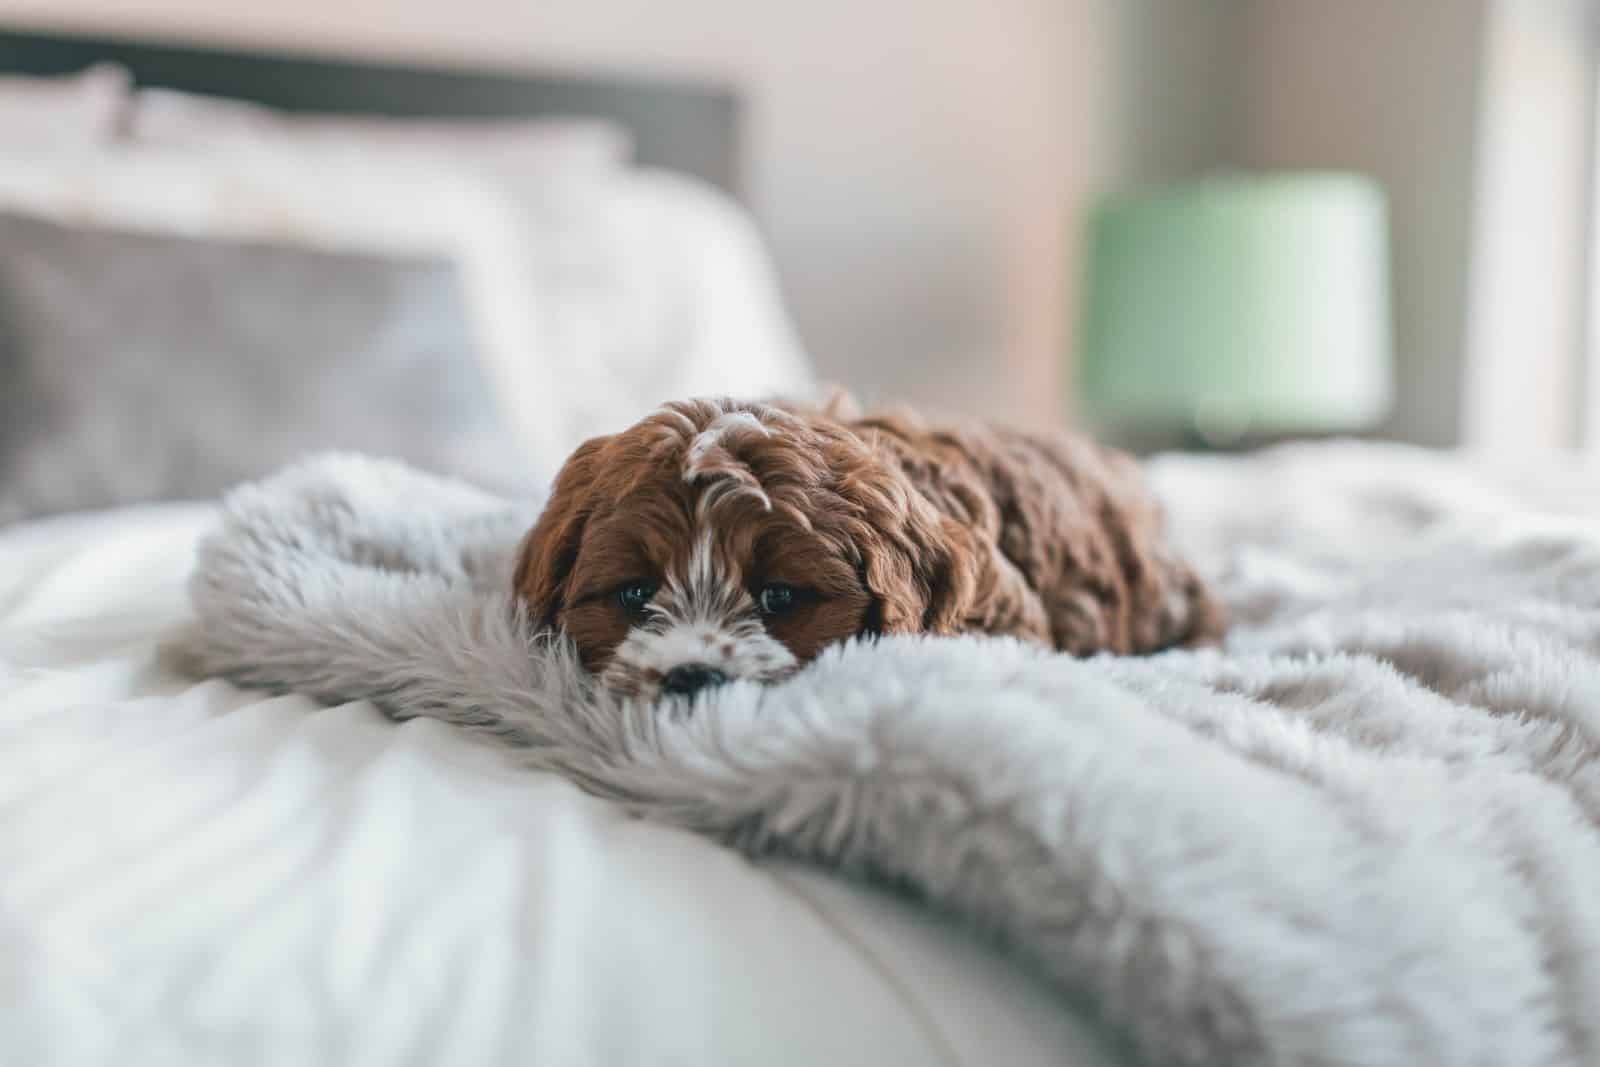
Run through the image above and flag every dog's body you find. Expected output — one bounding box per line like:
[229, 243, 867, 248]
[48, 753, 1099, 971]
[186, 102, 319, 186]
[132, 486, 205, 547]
[514, 396, 1223, 700]
[849, 406, 1224, 655]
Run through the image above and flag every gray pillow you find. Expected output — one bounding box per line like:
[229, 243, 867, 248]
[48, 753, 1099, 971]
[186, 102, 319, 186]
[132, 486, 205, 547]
[0, 211, 530, 523]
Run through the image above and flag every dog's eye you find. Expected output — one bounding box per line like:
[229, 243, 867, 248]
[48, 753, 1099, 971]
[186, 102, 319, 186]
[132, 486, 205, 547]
[617, 581, 657, 616]
[758, 583, 797, 615]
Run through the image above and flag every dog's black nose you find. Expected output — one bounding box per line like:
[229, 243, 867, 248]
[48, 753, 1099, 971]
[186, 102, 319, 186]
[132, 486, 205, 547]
[661, 664, 728, 696]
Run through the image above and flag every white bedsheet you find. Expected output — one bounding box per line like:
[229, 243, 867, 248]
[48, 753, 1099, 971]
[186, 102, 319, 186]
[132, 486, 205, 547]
[0, 505, 1118, 1067]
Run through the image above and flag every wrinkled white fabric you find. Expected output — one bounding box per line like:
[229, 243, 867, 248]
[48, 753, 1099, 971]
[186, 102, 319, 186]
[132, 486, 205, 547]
[167, 442, 1600, 1067]
[0, 503, 1114, 1067]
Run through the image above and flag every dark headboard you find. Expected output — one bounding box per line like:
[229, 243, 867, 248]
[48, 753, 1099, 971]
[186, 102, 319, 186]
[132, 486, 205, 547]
[0, 26, 742, 196]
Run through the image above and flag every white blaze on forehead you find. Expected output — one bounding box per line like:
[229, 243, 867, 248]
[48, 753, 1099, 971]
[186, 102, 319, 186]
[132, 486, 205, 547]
[651, 531, 743, 624]
[683, 410, 771, 479]
[680, 408, 776, 515]
[684, 529, 718, 602]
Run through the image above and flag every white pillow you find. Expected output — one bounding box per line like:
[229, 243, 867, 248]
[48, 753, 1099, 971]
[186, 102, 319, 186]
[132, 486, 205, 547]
[0, 63, 130, 148]
[0, 146, 558, 479]
[0, 135, 812, 486]
[518, 168, 815, 444]
[125, 88, 814, 456]
[0, 209, 536, 521]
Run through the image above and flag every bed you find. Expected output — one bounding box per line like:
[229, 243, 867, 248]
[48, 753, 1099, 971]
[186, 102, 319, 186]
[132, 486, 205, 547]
[0, 27, 1122, 1067]
[0, 501, 1118, 1066]
[11, 440, 1600, 1067]
[9, 27, 1600, 1067]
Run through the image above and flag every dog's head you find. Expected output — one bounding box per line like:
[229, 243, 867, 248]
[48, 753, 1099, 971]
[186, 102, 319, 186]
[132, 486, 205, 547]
[512, 398, 976, 701]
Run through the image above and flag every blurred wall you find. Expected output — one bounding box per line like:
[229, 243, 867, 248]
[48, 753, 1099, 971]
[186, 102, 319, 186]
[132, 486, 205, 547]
[1091, 0, 1248, 188]
[1240, 0, 1491, 448]
[1461, 0, 1596, 451]
[0, 0, 1097, 431]
[1090, 0, 1494, 448]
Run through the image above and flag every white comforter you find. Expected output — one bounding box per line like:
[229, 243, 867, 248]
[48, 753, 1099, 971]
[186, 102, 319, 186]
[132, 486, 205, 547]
[9, 441, 1600, 1067]
[162, 442, 1600, 1066]
[0, 505, 1116, 1066]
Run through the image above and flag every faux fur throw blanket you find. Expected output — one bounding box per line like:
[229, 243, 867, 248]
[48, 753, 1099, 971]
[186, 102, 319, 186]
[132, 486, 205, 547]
[178, 446, 1600, 1067]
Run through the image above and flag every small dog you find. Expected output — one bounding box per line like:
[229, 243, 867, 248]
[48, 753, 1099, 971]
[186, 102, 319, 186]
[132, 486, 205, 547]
[514, 395, 1223, 700]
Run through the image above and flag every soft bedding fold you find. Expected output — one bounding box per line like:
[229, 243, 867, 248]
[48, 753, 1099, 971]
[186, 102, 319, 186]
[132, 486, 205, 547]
[0, 501, 1114, 1067]
[164, 445, 1600, 1067]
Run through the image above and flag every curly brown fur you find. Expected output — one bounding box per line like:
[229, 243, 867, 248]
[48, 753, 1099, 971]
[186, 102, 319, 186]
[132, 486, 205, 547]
[514, 395, 1223, 700]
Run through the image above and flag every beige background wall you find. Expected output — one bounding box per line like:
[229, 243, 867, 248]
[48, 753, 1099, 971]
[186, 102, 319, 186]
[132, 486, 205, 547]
[1240, 0, 1491, 448]
[1093, 0, 1247, 188]
[0, 0, 1099, 431]
[1093, 0, 1495, 448]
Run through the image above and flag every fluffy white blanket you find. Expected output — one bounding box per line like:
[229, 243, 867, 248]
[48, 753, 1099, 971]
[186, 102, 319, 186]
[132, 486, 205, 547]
[177, 445, 1600, 1067]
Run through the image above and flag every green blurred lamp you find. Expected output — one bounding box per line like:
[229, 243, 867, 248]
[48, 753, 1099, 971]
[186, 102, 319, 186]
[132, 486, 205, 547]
[1076, 173, 1393, 446]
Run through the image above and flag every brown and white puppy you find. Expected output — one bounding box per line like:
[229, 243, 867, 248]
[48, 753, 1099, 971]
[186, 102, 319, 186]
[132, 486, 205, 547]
[513, 395, 1224, 700]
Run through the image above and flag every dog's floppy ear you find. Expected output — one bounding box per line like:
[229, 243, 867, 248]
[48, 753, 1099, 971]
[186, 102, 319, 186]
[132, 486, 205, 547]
[846, 465, 978, 636]
[512, 436, 610, 629]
